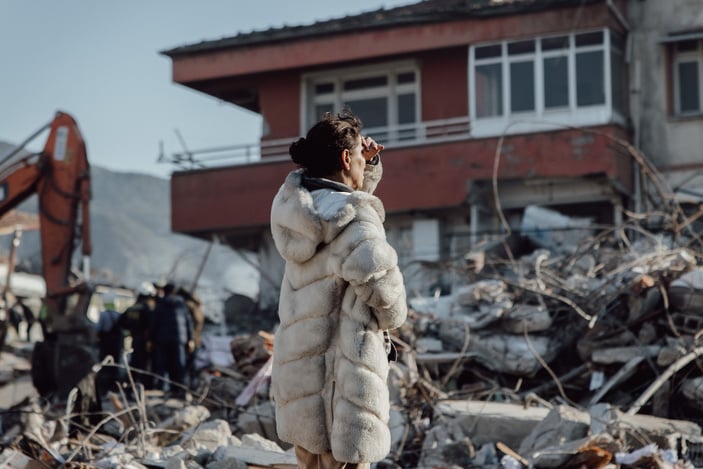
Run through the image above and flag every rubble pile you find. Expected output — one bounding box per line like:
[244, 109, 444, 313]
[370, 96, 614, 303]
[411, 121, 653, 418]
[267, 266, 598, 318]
[4, 213, 703, 467]
[395, 226, 703, 468]
[0, 336, 296, 469]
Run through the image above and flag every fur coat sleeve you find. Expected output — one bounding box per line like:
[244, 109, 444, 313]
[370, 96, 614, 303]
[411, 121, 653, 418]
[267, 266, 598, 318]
[333, 205, 407, 331]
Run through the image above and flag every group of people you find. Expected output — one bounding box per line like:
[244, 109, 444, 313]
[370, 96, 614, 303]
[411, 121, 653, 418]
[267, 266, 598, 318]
[95, 281, 204, 396]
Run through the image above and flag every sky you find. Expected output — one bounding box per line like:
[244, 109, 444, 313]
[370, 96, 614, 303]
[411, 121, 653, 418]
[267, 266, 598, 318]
[0, 0, 413, 179]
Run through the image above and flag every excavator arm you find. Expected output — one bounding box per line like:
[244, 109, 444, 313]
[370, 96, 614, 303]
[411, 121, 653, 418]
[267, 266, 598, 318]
[1, 111, 95, 396]
[0, 112, 91, 328]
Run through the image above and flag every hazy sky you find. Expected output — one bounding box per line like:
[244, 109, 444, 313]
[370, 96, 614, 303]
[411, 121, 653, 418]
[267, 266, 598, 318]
[0, 0, 412, 179]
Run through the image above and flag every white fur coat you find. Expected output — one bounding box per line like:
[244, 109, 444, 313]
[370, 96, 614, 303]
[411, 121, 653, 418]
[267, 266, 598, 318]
[269, 164, 407, 463]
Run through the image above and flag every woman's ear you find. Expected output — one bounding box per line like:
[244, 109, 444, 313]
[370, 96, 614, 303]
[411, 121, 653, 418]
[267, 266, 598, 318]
[341, 149, 351, 171]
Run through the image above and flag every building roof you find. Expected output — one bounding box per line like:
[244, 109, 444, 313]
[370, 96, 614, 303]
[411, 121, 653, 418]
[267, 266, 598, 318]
[161, 0, 602, 57]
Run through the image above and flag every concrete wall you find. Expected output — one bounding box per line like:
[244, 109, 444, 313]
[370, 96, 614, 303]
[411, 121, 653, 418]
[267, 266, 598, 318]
[628, 0, 703, 189]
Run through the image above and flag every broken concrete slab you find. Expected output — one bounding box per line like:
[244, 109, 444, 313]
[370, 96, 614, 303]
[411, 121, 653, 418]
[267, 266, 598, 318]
[418, 418, 474, 469]
[154, 405, 212, 446]
[213, 445, 295, 468]
[180, 419, 233, 451]
[591, 345, 661, 365]
[236, 401, 282, 448]
[590, 403, 702, 450]
[435, 400, 550, 450]
[205, 457, 248, 469]
[414, 337, 443, 353]
[501, 304, 553, 334]
[518, 405, 590, 457]
[468, 332, 560, 376]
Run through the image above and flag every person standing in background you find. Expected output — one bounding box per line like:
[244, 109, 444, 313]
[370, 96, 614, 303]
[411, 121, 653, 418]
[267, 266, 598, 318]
[95, 297, 124, 393]
[119, 283, 156, 388]
[147, 283, 194, 396]
[177, 285, 205, 385]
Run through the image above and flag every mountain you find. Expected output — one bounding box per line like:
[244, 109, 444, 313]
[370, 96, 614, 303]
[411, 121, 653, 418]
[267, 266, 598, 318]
[0, 141, 260, 318]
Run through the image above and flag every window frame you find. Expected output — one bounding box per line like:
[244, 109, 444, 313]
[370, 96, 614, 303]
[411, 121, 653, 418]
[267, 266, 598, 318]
[672, 40, 703, 116]
[469, 28, 621, 137]
[301, 61, 421, 142]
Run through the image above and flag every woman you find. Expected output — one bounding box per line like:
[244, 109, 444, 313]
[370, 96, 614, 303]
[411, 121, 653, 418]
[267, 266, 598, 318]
[270, 109, 407, 468]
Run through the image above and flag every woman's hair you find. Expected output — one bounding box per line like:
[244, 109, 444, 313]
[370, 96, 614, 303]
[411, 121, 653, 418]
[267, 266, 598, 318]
[289, 108, 363, 178]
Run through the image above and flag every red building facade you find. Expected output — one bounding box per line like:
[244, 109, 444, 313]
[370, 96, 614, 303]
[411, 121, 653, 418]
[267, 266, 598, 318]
[162, 0, 632, 301]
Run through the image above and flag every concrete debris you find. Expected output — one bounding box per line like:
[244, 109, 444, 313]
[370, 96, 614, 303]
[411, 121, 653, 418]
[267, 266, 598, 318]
[434, 401, 551, 450]
[6, 206, 703, 467]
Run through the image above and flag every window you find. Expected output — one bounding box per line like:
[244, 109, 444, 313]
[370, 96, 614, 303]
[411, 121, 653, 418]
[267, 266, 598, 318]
[673, 40, 703, 115]
[304, 63, 419, 143]
[475, 44, 503, 117]
[470, 29, 624, 135]
[542, 35, 570, 109]
[412, 219, 441, 261]
[508, 39, 536, 113]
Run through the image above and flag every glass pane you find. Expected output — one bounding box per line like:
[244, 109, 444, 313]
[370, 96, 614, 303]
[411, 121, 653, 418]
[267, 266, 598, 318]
[678, 61, 700, 113]
[345, 97, 388, 128]
[315, 82, 334, 94]
[397, 72, 416, 84]
[542, 36, 569, 51]
[544, 56, 568, 108]
[475, 63, 503, 117]
[510, 61, 535, 112]
[508, 40, 535, 55]
[343, 76, 387, 91]
[475, 44, 502, 59]
[576, 50, 605, 106]
[397, 93, 416, 140]
[575, 31, 604, 47]
[397, 93, 416, 124]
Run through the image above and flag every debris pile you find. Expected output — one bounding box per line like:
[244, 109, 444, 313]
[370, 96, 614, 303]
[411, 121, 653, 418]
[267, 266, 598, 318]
[393, 224, 703, 468]
[4, 207, 703, 468]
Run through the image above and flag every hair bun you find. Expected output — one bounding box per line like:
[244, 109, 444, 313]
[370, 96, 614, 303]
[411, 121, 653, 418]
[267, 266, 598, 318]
[289, 137, 310, 166]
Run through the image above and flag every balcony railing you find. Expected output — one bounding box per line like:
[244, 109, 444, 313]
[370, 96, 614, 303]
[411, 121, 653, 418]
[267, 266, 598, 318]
[160, 116, 472, 170]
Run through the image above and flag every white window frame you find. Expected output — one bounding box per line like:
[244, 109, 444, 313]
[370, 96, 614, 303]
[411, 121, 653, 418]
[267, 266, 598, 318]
[469, 28, 617, 137]
[673, 40, 703, 116]
[300, 61, 421, 143]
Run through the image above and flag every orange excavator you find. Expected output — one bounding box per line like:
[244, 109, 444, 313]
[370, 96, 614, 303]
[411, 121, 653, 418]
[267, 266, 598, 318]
[0, 111, 95, 396]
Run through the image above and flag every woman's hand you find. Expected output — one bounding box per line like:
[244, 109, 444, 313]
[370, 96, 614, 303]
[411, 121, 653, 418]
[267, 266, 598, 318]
[361, 136, 384, 161]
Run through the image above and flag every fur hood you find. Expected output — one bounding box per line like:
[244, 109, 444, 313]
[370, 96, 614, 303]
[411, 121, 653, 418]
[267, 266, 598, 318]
[271, 169, 385, 264]
[269, 166, 407, 463]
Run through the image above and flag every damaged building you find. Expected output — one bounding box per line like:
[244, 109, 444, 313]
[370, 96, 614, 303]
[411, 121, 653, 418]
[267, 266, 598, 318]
[6, 0, 703, 468]
[158, 1, 703, 464]
[159, 0, 643, 307]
